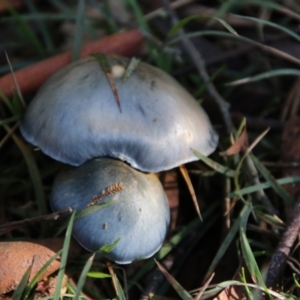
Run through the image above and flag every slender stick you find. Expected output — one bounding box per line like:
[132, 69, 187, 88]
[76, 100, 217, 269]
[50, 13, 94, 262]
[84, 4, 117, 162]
[266, 197, 300, 288]
[0, 207, 72, 235]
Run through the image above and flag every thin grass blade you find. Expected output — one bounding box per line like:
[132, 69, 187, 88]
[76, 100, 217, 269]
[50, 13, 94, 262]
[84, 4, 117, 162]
[23, 250, 63, 300]
[251, 154, 294, 206]
[53, 210, 76, 300]
[226, 69, 300, 86]
[156, 260, 193, 300]
[99, 237, 121, 253]
[232, 14, 300, 43]
[168, 15, 238, 37]
[205, 204, 252, 279]
[2, 125, 47, 221]
[87, 272, 111, 279]
[75, 199, 115, 220]
[24, 0, 54, 53]
[193, 149, 235, 177]
[240, 229, 267, 292]
[229, 176, 300, 198]
[93, 53, 122, 112]
[12, 266, 31, 300]
[3, 0, 45, 57]
[75, 253, 95, 300]
[179, 164, 202, 220]
[168, 31, 300, 67]
[122, 57, 140, 82]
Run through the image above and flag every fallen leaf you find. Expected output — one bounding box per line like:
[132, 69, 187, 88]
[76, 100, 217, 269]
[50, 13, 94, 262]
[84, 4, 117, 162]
[219, 126, 248, 156]
[0, 238, 81, 294]
[214, 284, 246, 300]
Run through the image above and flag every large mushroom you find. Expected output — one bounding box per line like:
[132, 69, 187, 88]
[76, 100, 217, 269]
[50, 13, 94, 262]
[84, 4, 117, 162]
[20, 54, 218, 173]
[20, 54, 218, 263]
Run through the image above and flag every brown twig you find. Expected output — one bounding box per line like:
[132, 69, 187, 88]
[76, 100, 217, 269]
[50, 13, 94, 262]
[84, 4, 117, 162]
[0, 29, 144, 99]
[0, 207, 72, 235]
[0, 121, 19, 149]
[266, 196, 300, 288]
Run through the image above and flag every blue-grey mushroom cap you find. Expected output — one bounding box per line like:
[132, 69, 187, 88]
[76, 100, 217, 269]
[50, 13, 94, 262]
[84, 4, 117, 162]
[50, 158, 170, 264]
[20, 55, 218, 172]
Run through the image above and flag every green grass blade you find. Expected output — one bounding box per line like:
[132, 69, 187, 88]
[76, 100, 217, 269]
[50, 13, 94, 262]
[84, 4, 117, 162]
[156, 260, 193, 300]
[168, 14, 237, 37]
[167, 30, 300, 67]
[1, 125, 47, 222]
[193, 149, 235, 177]
[53, 210, 76, 300]
[87, 271, 111, 279]
[240, 229, 267, 291]
[12, 266, 31, 300]
[226, 69, 300, 86]
[24, 0, 54, 54]
[10, 133, 47, 215]
[114, 274, 127, 300]
[75, 253, 95, 300]
[92, 53, 111, 72]
[99, 237, 120, 253]
[55, 199, 115, 236]
[93, 53, 122, 111]
[0, 115, 21, 126]
[75, 199, 115, 220]
[125, 0, 150, 32]
[233, 14, 300, 42]
[0, 90, 16, 115]
[236, 118, 247, 140]
[205, 204, 252, 278]
[245, 0, 300, 16]
[23, 250, 63, 300]
[229, 176, 300, 198]
[251, 154, 294, 206]
[122, 57, 140, 81]
[3, 0, 46, 57]
[49, 0, 97, 38]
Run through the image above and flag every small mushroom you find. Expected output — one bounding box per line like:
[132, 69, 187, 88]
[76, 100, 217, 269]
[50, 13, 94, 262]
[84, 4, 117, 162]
[50, 158, 170, 264]
[20, 54, 218, 173]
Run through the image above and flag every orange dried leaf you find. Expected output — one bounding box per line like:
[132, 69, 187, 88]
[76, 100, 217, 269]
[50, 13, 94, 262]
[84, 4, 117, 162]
[219, 126, 248, 156]
[214, 285, 246, 300]
[0, 238, 81, 294]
